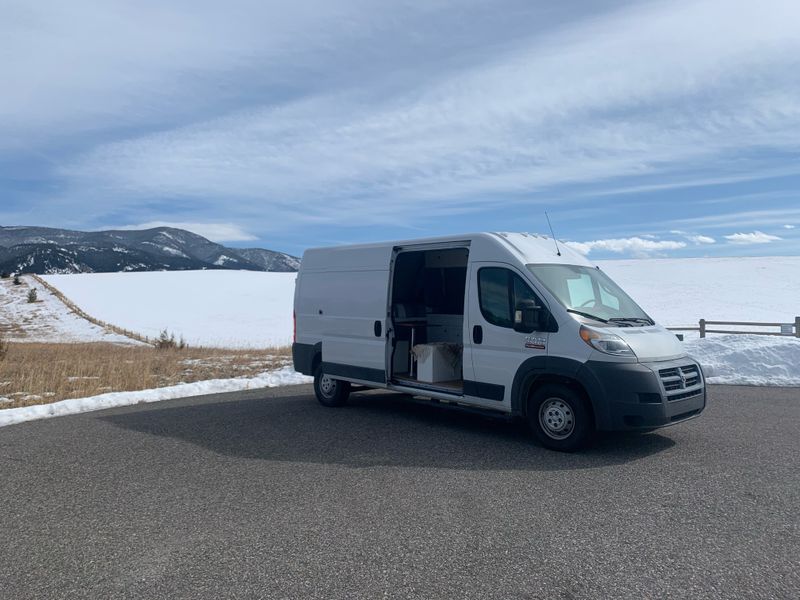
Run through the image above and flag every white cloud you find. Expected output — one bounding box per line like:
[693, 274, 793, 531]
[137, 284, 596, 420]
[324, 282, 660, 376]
[784, 224, 796, 229]
[723, 231, 783, 244]
[566, 237, 687, 257]
[116, 222, 256, 242]
[687, 235, 716, 244]
[47, 0, 800, 229]
[590, 168, 800, 201]
[0, 0, 375, 150]
[670, 231, 716, 244]
[669, 207, 800, 230]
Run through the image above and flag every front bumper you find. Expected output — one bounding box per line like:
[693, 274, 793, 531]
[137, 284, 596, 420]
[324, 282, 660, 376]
[578, 357, 706, 431]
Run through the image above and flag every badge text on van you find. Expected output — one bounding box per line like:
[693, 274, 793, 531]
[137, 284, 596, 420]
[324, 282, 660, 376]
[524, 336, 546, 350]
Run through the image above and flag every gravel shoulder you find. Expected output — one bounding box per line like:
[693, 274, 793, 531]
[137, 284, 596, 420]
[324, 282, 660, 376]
[0, 384, 798, 599]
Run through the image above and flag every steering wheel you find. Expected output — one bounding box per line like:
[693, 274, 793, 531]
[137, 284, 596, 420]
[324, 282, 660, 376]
[578, 299, 596, 308]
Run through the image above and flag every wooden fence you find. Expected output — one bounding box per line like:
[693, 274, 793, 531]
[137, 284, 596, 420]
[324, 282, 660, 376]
[668, 317, 800, 338]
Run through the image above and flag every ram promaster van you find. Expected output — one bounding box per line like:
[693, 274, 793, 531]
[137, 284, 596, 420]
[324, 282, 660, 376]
[292, 232, 705, 451]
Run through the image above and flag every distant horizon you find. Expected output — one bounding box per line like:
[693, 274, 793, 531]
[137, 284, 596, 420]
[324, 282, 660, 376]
[3, 222, 798, 261]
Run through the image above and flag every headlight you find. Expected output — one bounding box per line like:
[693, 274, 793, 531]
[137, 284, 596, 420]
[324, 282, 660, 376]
[579, 325, 636, 357]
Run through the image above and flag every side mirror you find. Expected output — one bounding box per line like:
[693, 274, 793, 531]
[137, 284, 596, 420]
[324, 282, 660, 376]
[514, 299, 542, 333]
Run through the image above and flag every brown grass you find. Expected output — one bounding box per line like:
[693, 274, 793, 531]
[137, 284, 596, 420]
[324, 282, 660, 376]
[0, 342, 292, 409]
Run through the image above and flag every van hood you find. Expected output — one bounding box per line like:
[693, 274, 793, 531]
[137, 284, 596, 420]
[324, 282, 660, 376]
[613, 325, 686, 362]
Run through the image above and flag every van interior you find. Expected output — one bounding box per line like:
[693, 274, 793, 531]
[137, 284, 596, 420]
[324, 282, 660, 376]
[389, 247, 468, 394]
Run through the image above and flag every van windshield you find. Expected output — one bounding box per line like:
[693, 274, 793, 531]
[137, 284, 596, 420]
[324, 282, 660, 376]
[527, 264, 652, 325]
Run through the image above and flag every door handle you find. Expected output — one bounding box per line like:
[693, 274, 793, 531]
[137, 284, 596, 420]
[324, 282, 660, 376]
[374, 320, 382, 337]
[473, 325, 483, 344]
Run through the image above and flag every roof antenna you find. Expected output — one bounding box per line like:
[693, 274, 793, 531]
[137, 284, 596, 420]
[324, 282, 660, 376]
[545, 211, 561, 256]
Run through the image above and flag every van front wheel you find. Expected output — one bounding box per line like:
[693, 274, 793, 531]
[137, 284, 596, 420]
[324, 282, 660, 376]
[313, 364, 351, 407]
[528, 384, 593, 452]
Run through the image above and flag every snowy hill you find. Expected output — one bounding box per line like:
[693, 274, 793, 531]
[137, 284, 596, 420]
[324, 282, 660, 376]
[0, 225, 299, 275]
[233, 248, 301, 271]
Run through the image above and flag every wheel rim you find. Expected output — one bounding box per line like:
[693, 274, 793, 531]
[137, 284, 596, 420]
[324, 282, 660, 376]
[319, 374, 336, 397]
[539, 397, 575, 440]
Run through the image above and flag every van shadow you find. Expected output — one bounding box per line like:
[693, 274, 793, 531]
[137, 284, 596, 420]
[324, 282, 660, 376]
[101, 390, 675, 471]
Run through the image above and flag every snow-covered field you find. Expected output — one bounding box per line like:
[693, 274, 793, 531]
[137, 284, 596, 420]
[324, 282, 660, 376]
[42, 257, 800, 348]
[44, 270, 296, 348]
[0, 276, 137, 344]
[599, 256, 799, 328]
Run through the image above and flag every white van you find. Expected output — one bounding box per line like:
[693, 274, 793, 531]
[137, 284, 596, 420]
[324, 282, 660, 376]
[292, 232, 705, 451]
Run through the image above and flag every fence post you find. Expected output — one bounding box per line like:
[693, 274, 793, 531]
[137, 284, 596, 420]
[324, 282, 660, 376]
[795, 316, 800, 338]
[699, 319, 706, 338]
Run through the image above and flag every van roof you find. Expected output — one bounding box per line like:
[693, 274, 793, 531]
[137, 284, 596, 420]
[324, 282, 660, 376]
[303, 232, 591, 267]
[489, 232, 591, 266]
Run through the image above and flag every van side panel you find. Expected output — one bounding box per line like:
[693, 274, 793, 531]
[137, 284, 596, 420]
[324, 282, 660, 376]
[295, 247, 391, 383]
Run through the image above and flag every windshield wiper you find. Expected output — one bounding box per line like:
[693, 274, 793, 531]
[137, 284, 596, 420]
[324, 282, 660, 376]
[566, 309, 608, 323]
[608, 317, 654, 326]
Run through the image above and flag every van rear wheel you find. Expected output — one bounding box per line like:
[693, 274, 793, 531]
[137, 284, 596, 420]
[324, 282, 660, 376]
[528, 384, 593, 452]
[313, 364, 351, 407]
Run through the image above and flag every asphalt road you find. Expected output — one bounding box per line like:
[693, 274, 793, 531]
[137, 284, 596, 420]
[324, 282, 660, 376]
[1, 384, 798, 600]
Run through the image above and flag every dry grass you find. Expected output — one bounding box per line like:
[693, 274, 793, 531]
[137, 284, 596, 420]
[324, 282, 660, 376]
[0, 342, 292, 409]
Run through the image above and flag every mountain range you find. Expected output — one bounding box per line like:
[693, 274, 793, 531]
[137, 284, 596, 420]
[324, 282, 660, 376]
[0, 226, 300, 274]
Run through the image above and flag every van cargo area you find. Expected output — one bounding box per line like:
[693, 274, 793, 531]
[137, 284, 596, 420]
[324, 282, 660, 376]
[390, 247, 468, 394]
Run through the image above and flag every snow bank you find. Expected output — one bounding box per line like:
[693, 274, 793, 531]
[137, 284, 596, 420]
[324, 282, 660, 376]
[43, 271, 296, 348]
[0, 367, 311, 428]
[685, 335, 800, 386]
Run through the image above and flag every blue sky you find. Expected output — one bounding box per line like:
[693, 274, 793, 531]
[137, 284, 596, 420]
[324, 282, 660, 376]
[2, 0, 799, 258]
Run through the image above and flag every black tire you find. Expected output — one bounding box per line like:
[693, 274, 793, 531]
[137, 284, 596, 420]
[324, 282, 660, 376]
[527, 383, 594, 452]
[313, 364, 351, 407]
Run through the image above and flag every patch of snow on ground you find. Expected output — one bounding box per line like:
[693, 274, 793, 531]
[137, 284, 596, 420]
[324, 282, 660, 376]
[0, 366, 311, 427]
[44, 270, 296, 348]
[684, 335, 800, 386]
[0, 276, 139, 344]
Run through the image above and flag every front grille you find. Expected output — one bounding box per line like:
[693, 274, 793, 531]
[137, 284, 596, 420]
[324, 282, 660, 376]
[658, 364, 702, 399]
[666, 388, 703, 402]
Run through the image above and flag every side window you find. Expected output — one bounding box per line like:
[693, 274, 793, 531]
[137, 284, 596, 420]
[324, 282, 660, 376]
[478, 268, 547, 330]
[478, 268, 512, 327]
[513, 273, 538, 305]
